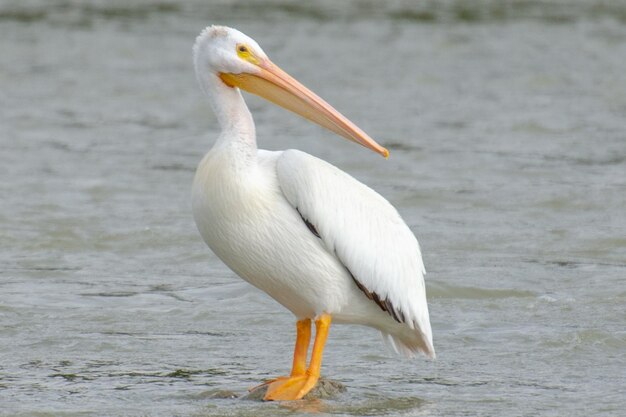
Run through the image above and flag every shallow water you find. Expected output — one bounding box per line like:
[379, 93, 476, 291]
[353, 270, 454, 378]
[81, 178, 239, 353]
[1, 0, 625, 416]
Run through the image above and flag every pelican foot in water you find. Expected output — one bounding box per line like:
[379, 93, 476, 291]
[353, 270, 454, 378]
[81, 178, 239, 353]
[242, 377, 346, 401]
[264, 314, 331, 401]
[264, 373, 319, 401]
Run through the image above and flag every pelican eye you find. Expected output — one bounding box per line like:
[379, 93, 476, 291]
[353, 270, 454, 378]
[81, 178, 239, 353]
[236, 44, 250, 56]
[236, 43, 259, 65]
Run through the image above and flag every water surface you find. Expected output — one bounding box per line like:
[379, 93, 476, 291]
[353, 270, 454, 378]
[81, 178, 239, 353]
[1, 1, 625, 416]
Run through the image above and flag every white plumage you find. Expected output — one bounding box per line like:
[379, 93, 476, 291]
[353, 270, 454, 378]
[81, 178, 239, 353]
[191, 25, 434, 400]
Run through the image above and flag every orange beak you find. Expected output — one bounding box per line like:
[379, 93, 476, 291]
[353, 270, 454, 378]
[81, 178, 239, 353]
[219, 59, 389, 158]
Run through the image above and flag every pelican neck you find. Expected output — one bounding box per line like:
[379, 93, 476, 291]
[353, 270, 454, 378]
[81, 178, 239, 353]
[201, 73, 258, 162]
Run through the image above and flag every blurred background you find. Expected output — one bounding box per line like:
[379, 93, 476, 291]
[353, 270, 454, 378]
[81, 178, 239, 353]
[1, 1, 625, 416]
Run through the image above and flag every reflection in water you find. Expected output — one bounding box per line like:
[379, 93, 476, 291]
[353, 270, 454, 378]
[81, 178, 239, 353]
[198, 395, 426, 417]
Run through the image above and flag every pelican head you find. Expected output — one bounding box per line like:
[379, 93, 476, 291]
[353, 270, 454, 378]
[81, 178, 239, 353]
[193, 25, 389, 158]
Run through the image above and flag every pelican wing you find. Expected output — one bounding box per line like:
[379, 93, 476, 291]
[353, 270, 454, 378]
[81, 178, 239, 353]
[276, 150, 434, 356]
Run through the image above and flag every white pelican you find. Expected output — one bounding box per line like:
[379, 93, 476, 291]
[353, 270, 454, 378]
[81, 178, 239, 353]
[192, 26, 434, 401]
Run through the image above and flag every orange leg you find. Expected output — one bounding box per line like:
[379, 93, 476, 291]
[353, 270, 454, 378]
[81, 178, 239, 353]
[291, 318, 312, 376]
[249, 319, 311, 390]
[265, 314, 332, 401]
